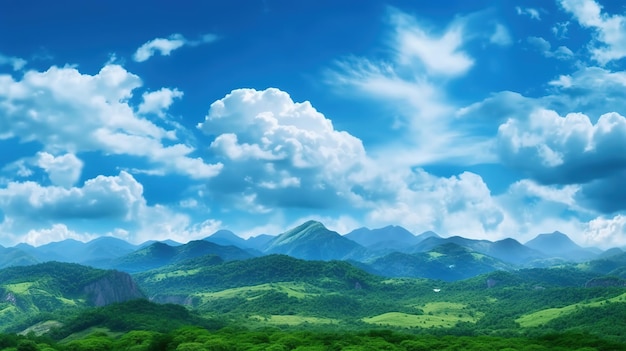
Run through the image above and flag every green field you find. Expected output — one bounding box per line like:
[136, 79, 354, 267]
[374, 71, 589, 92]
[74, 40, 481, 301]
[516, 292, 626, 327]
[363, 302, 479, 328]
[147, 268, 202, 281]
[250, 314, 338, 326]
[19, 320, 64, 336]
[195, 282, 320, 301]
[4, 282, 35, 294]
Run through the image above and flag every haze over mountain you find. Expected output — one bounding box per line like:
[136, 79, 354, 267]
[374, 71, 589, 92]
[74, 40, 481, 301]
[263, 220, 366, 261]
[525, 231, 597, 262]
[2, 220, 613, 279]
[111, 240, 254, 273]
[345, 226, 437, 252]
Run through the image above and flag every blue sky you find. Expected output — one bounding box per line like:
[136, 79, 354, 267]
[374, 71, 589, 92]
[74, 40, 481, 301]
[1, 0, 625, 248]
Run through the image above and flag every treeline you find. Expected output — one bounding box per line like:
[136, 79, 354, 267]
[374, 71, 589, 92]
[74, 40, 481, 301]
[0, 262, 110, 296]
[2, 326, 625, 351]
[135, 255, 380, 296]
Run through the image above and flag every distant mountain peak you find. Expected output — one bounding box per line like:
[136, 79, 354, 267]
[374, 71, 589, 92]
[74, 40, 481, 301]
[264, 220, 362, 261]
[525, 231, 592, 260]
[208, 229, 238, 239]
[345, 225, 419, 250]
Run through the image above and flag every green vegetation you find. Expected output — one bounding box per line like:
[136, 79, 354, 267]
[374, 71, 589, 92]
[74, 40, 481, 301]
[1, 324, 625, 351]
[2, 254, 626, 349]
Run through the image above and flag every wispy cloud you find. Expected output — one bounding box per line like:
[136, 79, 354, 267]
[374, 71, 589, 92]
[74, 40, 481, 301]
[0, 53, 26, 70]
[133, 33, 218, 62]
[560, 0, 626, 64]
[515, 6, 542, 20]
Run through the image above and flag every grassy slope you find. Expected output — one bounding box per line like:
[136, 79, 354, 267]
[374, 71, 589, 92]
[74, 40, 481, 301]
[516, 291, 626, 327]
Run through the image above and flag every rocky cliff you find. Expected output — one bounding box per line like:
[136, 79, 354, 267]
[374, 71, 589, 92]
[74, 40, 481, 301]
[83, 270, 145, 306]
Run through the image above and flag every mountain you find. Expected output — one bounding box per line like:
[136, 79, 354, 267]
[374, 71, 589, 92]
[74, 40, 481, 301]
[0, 246, 38, 268]
[362, 243, 512, 281]
[80, 236, 138, 267]
[11, 237, 138, 267]
[204, 229, 248, 248]
[138, 239, 183, 249]
[525, 231, 597, 261]
[345, 225, 424, 251]
[14, 239, 85, 262]
[0, 262, 144, 330]
[485, 238, 546, 265]
[245, 234, 275, 250]
[134, 254, 380, 305]
[264, 220, 366, 260]
[411, 236, 545, 265]
[112, 240, 254, 273]
[415, 230, 441, 242]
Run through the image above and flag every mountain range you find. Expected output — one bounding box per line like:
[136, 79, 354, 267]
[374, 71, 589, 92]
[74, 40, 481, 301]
[0, 220, 613, 281]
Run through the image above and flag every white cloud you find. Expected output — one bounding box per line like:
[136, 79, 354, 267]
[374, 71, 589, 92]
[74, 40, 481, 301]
[36, 152, 84, 188]
[0, 171, 144, 222]
[584, 214, 626, 248]
[328, 9, 498, 167]
[363, 170, 509, 241]
[498, 109, 626, 185]
[0, 53, 27, 71]
[0, 170, 226, 245]
[560, 0, 626, 64]
[133, 33, 218, 62]
[389, 9, 473, 77]
[22, 224, 97, 247]
[138, 88, 184, 117]
[198, 88, 367, 210]
[134, 206, 222, 244]
[0, 64, 221, 179]
[516, 6, 541, 20]
[133, 34, 186, 62]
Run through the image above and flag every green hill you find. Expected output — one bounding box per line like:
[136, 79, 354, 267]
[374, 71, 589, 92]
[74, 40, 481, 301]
[0, 262, 144, 331]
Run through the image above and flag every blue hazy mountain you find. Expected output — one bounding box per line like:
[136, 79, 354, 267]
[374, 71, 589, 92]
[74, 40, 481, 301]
[112, 240, 255, 273]
[264, 220, 366, 260]
[360, 242, 512, 281]
[525, 231, 597, 262]
[345, 225, 435, 252]
[412, 236, 545, 265]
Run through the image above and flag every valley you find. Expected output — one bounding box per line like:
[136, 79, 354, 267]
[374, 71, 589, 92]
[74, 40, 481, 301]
[1, 221, 626, 350]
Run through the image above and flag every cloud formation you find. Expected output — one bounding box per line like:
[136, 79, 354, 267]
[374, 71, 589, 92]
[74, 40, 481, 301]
[497, 109, 626, 186]
[0, 64, 221, 179]
[198, 88, 367, 210]
[560, 0, 626, 64]
[133, 33, 218, 62]
[0, 53, 26, 71]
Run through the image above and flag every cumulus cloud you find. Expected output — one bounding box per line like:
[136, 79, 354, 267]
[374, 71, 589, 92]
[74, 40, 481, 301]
[36, 152, 83, 187]
[138, 87, 184, 117]
[0, 64, 221, 179]
[22, 224, 97, 247]
[363, 170, 509, 240]
[0, 171, 144, 221]
[133, 33, 218, 62]
[198, 88, 367, 210]
[584, 214, 626, 248]
[560, 0, 626, 64]
[497, 109, 626, 185]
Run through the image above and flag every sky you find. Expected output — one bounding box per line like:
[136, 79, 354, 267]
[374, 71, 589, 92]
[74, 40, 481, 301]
[0, 0, 625, 248]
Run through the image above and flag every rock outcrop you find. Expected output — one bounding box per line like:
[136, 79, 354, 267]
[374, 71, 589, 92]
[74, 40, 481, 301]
[83, 271, 144, 306]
